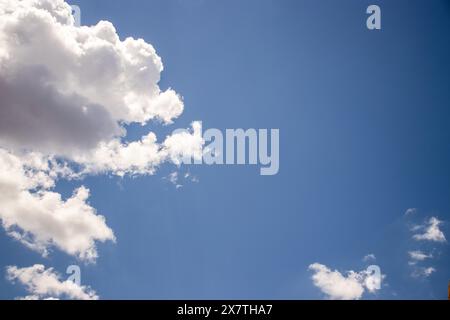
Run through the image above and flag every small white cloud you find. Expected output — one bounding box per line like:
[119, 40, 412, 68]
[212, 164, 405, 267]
[408, 250, 432, 263]
[413, 217, 446, 243]
[166, 171, 182, 189]
[184, 172, 199, 183]
[308, 263, 382, 300]
[6, 264, 98, 300]
[422, 267, 436, 277]
[363, 254, 376, 262]
[411, 266, 436, 278]
[165, 171, 199, 189]
[168, 172, 179, 184]
[405, 208, 417, 216]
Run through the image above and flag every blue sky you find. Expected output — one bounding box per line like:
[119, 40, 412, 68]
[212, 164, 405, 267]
[1, 0, 449, 299]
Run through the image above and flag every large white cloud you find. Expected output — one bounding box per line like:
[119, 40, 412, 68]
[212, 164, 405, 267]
[0, 149, 115, 262]
[0, 0, 184, 156]
[6, 264, 98, 300]
[0, 0, 204, 261]
[308, 263, 382, 300]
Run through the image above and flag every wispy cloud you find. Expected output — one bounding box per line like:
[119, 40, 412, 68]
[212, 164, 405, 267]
[408, 250, 432, 264]
[412, 217, 446, 243]
[363, 254, 376, 262]
[411, 267, 436, 278]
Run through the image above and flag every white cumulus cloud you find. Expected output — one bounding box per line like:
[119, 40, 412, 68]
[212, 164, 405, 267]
[0, 149, 115, 262]
[308, 263, 382, 300]
[0, 0, 184, 156]
[74, 121, 203, 177]
[0, 0, 204, 261]
[6, 264, 98, 300]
